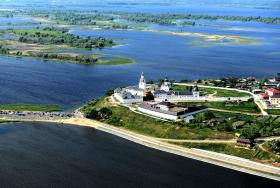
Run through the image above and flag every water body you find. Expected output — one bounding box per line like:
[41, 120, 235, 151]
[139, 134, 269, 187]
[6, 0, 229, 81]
[0, 3, 279, 109]
[0, 21, 279, 108]
[1, 0, 280, 17]
[0, 122, 278, 188]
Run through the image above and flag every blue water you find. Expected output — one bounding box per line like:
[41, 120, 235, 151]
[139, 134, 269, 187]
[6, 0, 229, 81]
[0, 2, 279, 186]
[0, 22, 279, 109]
[0, 1, 279, 109]
[1, 0, 280, 17]
[0, 122, 278, 188]
[0, 16, 36, 24]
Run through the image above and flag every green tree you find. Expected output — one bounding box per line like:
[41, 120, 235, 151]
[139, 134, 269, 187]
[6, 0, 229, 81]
[157, 79, 164, 87]
[194, 113, 205, 123]
[240, 126, 260, 140]
[204, 111, 215, 119]
[268, 140, 280, 153]
[86, 109, 100, 120]
[99, 107, 112, 119]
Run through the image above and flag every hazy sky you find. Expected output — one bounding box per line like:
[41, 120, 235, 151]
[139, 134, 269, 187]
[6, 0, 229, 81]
[1, 0, 279, 10]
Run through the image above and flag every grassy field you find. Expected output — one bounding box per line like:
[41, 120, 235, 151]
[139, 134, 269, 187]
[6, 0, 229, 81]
[180, 101, 260, 113]
[171, 143, 280, 163]
[107, 106, 234, 140]
[96, 56, 134, 65]
[266, 109, 280, 115]
[0, 104, 61, 112]
[12, 29, 65, 37]
[173, 85, 251, 97]
[172, 143, 255, 158]
[81, 98, 234, 140]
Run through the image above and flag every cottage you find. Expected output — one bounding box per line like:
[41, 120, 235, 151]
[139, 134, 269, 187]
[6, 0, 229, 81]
[265, 88, 280, 107]
[265, 88, 280, 97]
[236, 138, 255, 147]
[205, 117, 225, 126]
[258, 93, 269, 100]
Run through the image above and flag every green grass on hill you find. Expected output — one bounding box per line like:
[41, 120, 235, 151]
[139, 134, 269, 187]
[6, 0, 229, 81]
[173, 85, 251, 97]
[0, 104, 61, 112]
[171, 143, 256, 159]
[81, 97, 234, 140]
[171, 143, 280, 163]
[180, 101, 260, 113]
[266, 109, 280, 115]
[106, 106, 234, 140]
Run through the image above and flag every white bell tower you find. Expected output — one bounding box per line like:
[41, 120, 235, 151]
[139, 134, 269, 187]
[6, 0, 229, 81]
[139, 72, 146, 90]
[160, 77, 172, 92]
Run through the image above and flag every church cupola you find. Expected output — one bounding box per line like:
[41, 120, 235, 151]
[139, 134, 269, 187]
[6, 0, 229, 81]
[192, 85, 200, 97]
[160, 77, 172, 92]
[139, 72, 146, 90]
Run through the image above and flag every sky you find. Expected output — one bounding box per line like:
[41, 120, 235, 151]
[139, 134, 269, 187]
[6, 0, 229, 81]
[1, 0, 280, 10]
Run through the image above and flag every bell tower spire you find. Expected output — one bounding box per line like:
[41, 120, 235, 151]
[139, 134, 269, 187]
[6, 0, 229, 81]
[139, 72, 146, 90]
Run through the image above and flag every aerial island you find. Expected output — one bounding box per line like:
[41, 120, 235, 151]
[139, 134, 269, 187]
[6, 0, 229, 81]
[0, 3, 280, 185]
[1, 72, 280, 179]
[0, 27, 133, 65]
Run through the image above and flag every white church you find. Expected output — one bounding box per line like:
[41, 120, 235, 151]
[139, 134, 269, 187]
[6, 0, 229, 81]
[153, 77, 200, 102]
[114, 73, 200, 104]
[113, 72, 146, 104]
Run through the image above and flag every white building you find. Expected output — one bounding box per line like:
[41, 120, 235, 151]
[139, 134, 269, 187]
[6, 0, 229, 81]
[138, 101, 206, 121]
[114, 72, 146, 104]
[154, 78, 200, 102]
[257, 88, 280, 109]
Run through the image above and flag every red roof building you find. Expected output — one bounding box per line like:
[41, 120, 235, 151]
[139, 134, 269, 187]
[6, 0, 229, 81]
[265, 88, 280, 97]
[258, 93, 269, 99]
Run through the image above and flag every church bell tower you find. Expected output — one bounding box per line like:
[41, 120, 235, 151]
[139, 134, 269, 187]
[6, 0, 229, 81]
[139, 72, 146, 90]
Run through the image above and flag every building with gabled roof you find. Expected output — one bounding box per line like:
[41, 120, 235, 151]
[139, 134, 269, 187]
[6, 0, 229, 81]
[153, 78, 200, 102]
[114, 72, 146, 104]
[138, 101, 206, 121]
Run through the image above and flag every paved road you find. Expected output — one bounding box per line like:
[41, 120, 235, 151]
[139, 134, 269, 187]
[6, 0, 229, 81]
[256, 136, 280, 142]
[156, 138, 236, 143]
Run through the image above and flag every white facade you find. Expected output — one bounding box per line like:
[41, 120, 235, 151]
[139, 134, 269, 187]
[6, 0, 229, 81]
[114, 72, 146, 104]
[138, 105, 206, 121]
[154, 94, 202, 102]
[160, 78, 172, 92]
[138, 107, 180, 121]
[155, 81, 201, 102]
[125, 87, 144, 96]
[138, 72, 146, 90]
[114, 92, 143, 104]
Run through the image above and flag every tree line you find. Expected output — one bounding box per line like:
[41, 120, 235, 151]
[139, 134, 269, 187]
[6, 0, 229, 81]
[117, 12, 280, 25]
[29, 52, 98, 64]
[13, 27, 114, 49]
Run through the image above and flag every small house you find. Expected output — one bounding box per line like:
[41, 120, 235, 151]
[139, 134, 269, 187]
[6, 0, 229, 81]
[236, 138, 255, 147]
